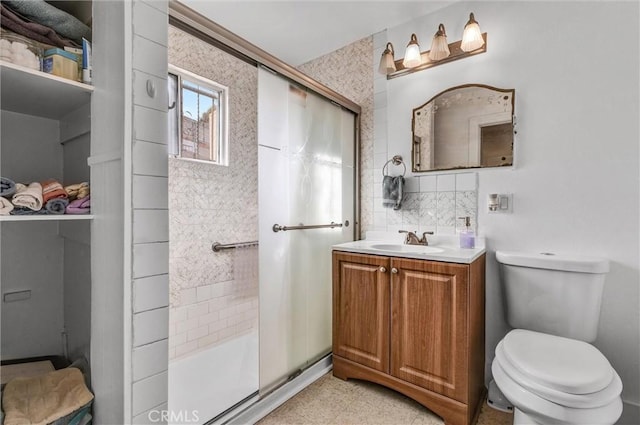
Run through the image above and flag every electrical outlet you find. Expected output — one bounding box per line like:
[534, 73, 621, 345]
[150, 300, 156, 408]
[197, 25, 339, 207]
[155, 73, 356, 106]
[488, 193, 513, 213]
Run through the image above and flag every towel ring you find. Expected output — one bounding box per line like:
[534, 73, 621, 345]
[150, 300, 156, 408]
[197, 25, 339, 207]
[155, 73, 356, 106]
[382, 155, 406, 177]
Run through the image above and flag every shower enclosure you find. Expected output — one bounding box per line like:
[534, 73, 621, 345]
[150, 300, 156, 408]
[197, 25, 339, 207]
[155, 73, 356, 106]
[167, 23, 356, 424]
[258, 68, 355, 393]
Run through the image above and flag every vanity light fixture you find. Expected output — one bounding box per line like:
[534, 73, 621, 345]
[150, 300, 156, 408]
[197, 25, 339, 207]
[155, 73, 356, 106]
[428, 24, 450, 61]
[461, 13, 485, 52]
[378, 42, 397, 75]
[402, 34, 422, 68]
[379, 11, 488, 79]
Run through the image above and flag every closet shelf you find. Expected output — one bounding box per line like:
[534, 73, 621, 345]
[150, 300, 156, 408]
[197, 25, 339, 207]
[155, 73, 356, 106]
[0, 215, 94, 222]
[0, 61, 93, 120]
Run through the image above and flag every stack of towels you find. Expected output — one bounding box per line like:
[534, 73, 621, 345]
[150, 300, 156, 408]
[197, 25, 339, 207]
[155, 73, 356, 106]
[0, 177, 90, 216]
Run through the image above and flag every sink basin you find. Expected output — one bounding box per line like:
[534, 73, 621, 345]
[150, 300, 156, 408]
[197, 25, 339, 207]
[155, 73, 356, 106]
[369, 244, 445, 254]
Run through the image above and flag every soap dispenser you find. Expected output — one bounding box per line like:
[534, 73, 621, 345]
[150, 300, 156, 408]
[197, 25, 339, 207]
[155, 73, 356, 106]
[458, 216, 475, 249]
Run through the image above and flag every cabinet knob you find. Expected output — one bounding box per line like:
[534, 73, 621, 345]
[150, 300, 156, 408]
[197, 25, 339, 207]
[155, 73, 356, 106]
[391, 268, 399, 274]
[379, 266, 387, 273]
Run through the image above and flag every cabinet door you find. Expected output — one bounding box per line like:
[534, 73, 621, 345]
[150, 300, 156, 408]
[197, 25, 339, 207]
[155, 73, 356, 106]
[390, 258, 469, 402]
[333, 252, 390, 372]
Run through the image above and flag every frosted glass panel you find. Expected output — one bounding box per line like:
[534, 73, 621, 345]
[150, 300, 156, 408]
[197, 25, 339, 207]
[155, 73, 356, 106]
[258, 69, 355, 392]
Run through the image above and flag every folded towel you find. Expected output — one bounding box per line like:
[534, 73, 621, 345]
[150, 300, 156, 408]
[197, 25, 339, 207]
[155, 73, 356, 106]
[0, 5, 78, 49]
[65, 182, 90, 201]
[12, 182, 43, 210]
[45, 198, 69, 215]
[2, 1, 91, 44]
[41, 179, 67, 203]
[2, 367, 94, 425]
[382, 175, 404, 210]
[1, 176, 16, 198]
[0, 197, 14, 215]
[10, 206, 47, 215]
[66, 196, 90, 215]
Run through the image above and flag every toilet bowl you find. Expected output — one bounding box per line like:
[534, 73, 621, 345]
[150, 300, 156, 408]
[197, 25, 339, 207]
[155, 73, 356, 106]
[493, 251, 623, 425]
[492, 329, 623, 425]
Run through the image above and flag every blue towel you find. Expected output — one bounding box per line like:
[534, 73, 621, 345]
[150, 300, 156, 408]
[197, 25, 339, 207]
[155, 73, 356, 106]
[10, 206, 47, 215]
[1, 177, 16, 198]
[382, 175, 404, 210]
[3, 0, 91, 44]
[45, 198, 69, 215]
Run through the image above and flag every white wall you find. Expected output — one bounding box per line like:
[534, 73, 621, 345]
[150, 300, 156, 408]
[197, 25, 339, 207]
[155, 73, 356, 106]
[381, 0, 639, 417]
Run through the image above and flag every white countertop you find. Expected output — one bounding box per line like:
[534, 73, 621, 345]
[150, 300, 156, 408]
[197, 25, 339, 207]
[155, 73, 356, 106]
[332, 232, 486, 264]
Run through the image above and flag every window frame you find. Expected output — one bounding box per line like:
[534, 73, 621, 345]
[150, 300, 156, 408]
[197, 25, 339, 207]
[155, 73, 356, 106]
[168, 64, 229, 166]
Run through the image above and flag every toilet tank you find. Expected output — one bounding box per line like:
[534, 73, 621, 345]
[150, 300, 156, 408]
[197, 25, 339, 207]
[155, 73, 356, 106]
[496, 251, 609, 343]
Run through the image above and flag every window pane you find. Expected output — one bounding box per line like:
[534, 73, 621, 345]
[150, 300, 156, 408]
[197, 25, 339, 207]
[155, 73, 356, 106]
[169, 67, 228, 165]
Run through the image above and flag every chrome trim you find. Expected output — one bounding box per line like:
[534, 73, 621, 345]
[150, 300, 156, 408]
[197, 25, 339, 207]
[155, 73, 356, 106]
[272, 222, 343, 233]
[212, 240, 259, 252]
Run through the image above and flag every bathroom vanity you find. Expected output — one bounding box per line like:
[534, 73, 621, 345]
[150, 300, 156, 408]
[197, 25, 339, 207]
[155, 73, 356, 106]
[331, 239, 485, 425]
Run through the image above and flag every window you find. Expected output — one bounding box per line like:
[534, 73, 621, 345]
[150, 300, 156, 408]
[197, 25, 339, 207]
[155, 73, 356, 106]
[168, 66, 228, 165]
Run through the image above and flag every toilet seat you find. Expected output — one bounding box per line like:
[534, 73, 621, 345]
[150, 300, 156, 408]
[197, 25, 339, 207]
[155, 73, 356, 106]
[495, 331, 623, 408]
[502, 329, 614, 394]
[492, 359, 623, 425]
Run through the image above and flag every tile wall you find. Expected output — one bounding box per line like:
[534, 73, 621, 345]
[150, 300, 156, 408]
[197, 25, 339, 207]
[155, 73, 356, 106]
[377, 173, 478, 234]
[167, 27, 258, 360]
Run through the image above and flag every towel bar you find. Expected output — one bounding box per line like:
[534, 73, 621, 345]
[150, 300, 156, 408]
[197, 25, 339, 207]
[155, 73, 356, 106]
[272, 221, 344, 232]
[212, 240, 259, 252]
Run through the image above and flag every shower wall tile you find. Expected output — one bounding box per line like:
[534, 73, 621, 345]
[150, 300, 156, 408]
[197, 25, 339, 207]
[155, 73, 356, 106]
[168, 27, 259, 359]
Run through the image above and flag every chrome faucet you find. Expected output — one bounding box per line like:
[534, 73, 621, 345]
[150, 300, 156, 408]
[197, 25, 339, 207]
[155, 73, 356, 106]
[399, 230, 434, 246]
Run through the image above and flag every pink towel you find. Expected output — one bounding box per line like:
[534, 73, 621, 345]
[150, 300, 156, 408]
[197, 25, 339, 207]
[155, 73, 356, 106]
[65, 196, 90, 215]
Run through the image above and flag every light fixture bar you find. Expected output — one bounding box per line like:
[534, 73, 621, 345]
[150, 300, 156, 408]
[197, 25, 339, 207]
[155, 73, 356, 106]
[387, 33, 487, 80]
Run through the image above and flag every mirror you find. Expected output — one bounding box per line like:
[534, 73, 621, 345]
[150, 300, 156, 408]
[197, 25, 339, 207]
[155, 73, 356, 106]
[412, 84, 515, 172]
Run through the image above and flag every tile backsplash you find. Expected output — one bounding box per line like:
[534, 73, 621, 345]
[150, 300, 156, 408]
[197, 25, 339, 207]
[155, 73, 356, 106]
[374, 172, 478, 235]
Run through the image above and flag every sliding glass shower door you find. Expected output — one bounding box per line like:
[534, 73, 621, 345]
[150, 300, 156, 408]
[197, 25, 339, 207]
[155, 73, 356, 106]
[258, 68, 356, 393]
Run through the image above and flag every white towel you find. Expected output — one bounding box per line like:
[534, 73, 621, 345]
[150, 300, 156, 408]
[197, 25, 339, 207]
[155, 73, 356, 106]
[12, 182, 43, 210]
[0, 197, 14, 215]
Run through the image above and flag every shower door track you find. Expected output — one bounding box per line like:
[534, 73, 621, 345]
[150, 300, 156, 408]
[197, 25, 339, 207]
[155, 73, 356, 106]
[208, 353, 333, 425]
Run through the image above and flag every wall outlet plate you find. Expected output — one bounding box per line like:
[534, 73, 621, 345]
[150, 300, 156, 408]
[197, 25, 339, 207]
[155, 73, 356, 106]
[488, 193, 513, 213]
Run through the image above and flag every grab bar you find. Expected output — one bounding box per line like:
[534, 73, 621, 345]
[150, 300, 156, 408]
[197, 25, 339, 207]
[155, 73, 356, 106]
[212, 240, 259, 252]
[272, 221, 344, 233]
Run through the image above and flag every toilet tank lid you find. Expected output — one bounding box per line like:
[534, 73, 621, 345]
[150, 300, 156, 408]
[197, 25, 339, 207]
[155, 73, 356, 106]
[496, 251, 609, 274]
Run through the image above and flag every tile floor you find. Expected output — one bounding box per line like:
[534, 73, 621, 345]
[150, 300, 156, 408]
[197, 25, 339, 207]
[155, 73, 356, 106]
[257, 373, 513, 425]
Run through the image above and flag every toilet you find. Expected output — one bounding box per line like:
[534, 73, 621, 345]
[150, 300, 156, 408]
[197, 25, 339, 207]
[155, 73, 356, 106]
[492, 251, 623, 425]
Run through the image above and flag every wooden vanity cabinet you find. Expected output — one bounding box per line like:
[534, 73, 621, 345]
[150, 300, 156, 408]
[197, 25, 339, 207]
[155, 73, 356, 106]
[332, 251, 486, 425]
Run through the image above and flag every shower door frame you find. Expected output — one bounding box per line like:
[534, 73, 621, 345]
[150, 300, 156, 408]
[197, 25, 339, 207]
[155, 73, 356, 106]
[168, 2, 361, 239]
